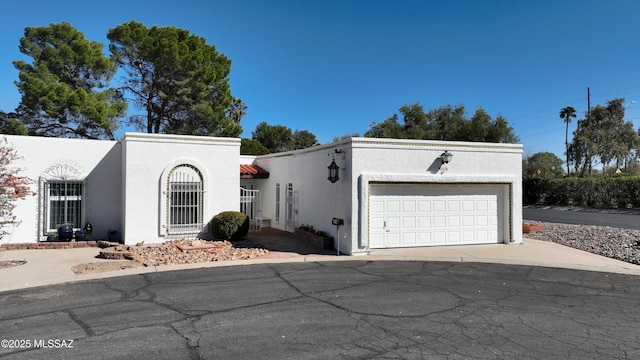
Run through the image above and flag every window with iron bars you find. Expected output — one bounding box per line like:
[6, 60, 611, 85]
[167, 165, 204, 235]
[46, 181, 83, 231]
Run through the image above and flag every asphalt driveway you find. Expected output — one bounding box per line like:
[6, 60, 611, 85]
[1, 261, 639, 359]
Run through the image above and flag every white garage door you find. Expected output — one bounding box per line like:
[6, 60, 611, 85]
[369, 183, 505, 248]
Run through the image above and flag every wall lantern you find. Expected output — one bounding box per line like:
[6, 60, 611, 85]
[440, 150, 453, 164]
[328, 149, 344, 183]
[327, 159, 340, 183]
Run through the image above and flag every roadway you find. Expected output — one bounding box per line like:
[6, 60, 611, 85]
[2, 261, 639, 359]
[523, 206, 640, 230]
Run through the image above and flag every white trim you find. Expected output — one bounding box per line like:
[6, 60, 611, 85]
[358, 173, 519, 252]
[123, 132, 240, 147]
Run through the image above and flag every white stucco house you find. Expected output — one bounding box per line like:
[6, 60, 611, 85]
[2, 133, 523, 255]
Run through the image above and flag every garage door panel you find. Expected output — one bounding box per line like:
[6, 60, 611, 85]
[418, 216, 431, 228]
[370, 200, 384, 213]
[369, 183, 505, 248]
[433, 200, 446, 212]
[387, 233, 401, 246]
[476, 200, 489, 211]
[448, 231, 460, 244]
[461, 230, 475, 242]
[461, 200, 474, 211]
[387, 200, 401, 213]
[402, 232, 416, 246]
[448, 216, 460, 227]
[403, 200, 416, 212]
[417, 232, 431, 245]
[433, 216, 447, 228]
[432, 231, 446, 244]
[386, 216, 401, 230]
[403, 216, 416, 229]
[447, 200, 460, 212]
[418, 200, 431, 212]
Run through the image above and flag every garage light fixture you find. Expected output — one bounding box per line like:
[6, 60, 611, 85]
[328, 149, 344, 183]
[440, 150, 453, 164]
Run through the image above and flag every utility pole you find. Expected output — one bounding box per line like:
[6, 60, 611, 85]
[587, 87, 591, 117]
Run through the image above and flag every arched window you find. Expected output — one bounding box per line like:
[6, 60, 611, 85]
[39, 161, 85, 238]
[166, 164, 204, 235]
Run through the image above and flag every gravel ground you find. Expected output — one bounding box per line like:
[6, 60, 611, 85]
[130, 239, 269, 266]
[71, 239, 270, 275]
[525, 221, 640, 266]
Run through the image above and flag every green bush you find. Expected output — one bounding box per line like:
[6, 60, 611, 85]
[523, 175, 640, 208]
[210, 211, 249, 241]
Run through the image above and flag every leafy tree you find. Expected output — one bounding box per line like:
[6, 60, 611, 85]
[240, 138, 269, 155]
[13, 22, 126, 139]
[568, 119, 595, 176]
[364, 114, 404, 138]
[485, 114, 519, 143]
[430, 105, 466, 140]
[523, 152, 564, 179]
[252, 122, 293, 153]
[559, 106, 576, 173]
[332, 132, 361, 142]
[292, 130, 318, 149]
[569, 99, 638, 174]
[107, 20, 240, 137]
[400, 103, 432, 139]
[468, 108, 492, 141]
[364, 102, 519, 143]
[251, 122, 318, 152]
[0, 138, 34, 239]
[0, 112, 28, 135]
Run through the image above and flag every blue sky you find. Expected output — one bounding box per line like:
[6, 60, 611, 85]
[2, 0, 640, 160]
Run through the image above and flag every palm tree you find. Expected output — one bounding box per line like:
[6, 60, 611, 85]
[559, 106, 577, 174]
[229, 97, 247, 125]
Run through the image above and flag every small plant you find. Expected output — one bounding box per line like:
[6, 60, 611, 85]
[46, 232, 57, 242]
[210, 211, 249, 241]
[297, 224, 329, 238]
[298, 224, 315, 233]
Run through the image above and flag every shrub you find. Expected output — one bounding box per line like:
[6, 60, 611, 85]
[210, 211, 249, 241]
[523, 175, 640, 208]
[297, 224, 330, 238]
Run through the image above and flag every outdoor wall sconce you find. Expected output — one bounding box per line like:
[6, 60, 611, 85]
[328, 149, 344, 183]
[328, 158, 340, 183]
[440, 150, 453, 164]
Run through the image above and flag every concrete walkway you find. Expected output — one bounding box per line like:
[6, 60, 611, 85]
[1, 235, 640, 293]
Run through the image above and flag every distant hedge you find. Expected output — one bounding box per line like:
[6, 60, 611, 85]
[523, 176, 640, 208]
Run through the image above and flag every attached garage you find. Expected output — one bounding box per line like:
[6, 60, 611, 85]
[255, 138, 523, 255]
[368, 183, 509, 248]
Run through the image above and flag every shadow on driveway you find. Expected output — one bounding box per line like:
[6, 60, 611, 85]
[242, 227, 337, 256]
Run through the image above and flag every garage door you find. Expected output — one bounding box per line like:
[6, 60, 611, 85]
[369, 183, 505, 248]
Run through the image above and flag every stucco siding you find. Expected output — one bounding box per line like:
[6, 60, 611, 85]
[1, 135, 121, 243]
[121, 133, 240, 244]
[350, 138, 523, 254]
[254, 138, 523, 255]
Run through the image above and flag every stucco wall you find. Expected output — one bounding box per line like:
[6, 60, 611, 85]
[1, 135, 121, 244]
[350, 138, 523, 254]
[122, 133, 240, 244]
[252, 143, 353, 252]
[253, 138, 523, 255]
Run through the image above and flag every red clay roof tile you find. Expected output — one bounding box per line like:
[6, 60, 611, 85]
[240, 164, 269, 179]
